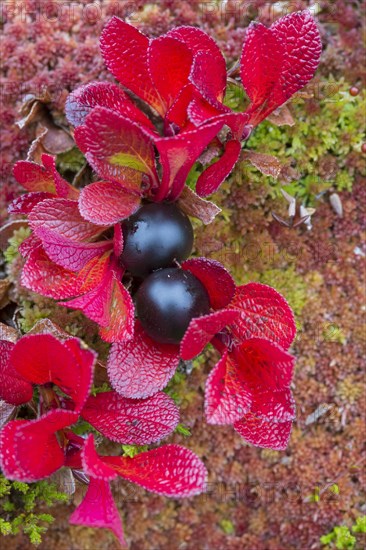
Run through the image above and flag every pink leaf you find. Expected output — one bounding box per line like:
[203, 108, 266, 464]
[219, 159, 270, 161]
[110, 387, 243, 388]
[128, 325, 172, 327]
[75, 107, 157, 190]
[180, 309, 240, 361]
[0, 340, 33, 406]
[234, 413, 293, 450]
[100, 17, 162, 114]
[41, 154, 79, 200]
[230, 282, 296, 349]
[205, 351, 251, 425]
[182, 257, 236, 309]
[104, 444, 207, 497]
[82, 435, 117, 481]
[148, 36, 192, 112]
[241, 11, 322, 125]
[196, 140, 241, 197]
[79, 180, 141, 226]
[66, 81, 155, 130]
[29, 198, 103, 242]
[35, 228, 112, 271]
[81, 391, 179, 444]
[155, 121, 223, 201]
[8, 192, 54, 215]
[21, 246, 82, 300]
[70, 477, 126, 547]
[0, 410, 77, 481]
[18, 233, 42, 257]
[107, 321, 180, 398]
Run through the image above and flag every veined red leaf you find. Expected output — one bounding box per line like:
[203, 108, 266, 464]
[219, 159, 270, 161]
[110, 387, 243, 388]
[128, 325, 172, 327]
[41, 154, 79, 200]
[100, 17, 162, 114]
[104, 444, 207, 497]
[98, 277, 135, 343]
[21, 246, 81, 300]
[182, 257, 236, 309]
[66, 81, 155, 131]
[241, 11, 322, 125]
[35, 228, 112, 271]
[251, 387, 296, 423]
[79, 180, 141, 226]
[29, 198, 103, 242]
[81, 391, 179, 444]
[230, 282, 296, 349]
[75, 107, 157, 190]
[205, 350, 251, 425]
[231, 338, 295, 392]
[234, 413, 293, 450]
[0, 340, 33, 406]
[180, 309, 240, 361]
[148, 36, 192, 112]
[13, 158, 55, 193]
[8, 192, 54, 215]
[107, 321, 180, 398]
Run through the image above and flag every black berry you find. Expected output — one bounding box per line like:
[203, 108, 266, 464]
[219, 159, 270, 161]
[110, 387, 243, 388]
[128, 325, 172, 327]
[120, 202, 194, 277]
[135, 268, 210, 344]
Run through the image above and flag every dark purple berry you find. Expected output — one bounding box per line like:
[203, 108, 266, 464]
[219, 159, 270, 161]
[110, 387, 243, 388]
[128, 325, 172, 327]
[120, 202, 194, 277]
[135, 268, 210, 344]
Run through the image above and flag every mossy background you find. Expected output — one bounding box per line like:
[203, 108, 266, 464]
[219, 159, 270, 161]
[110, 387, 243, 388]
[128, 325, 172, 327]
[0, 1, 365, 549]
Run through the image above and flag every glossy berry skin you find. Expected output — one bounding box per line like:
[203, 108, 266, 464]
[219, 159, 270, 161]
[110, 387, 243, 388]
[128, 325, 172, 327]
[120, 202, 194, 277]
[135, 268, 211, 344]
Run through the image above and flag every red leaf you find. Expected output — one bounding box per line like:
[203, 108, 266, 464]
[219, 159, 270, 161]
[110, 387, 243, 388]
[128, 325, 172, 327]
[230, 283, 296, 349]
[10, 335, 95, 411]
[231, 338, 295, 392]
[0, 340, 33, 406]
[107, 321, 180, 398]
[29, 198, 103, 242]
[167, 26, 227, 103]
[182, 257, 236, 309]
[63, 263, 115, 327]
[196, 140, 241, 197]
[178, 185, 221, 225]
[21, 246, 81, 300]
[79, 180, 141, 226]
[13, 159, 55, 193]
[0, 410, 77, 481]
[180, 309, 240, 361]
[70, 477, 126, 547]
[82, 435, 117, 481]
[41, 154, 79, 200]
[155, 121, 223, 201]
[148, 36, 192, 112]
[81, 391, 179, 444]
[8, 192, 54, 215]
[75, 107, 157, 190]
[100, 17, 162, 114]
[205, 351, 251, 425]
[241, 11, 321, 125]
[18, 233, 42, 257]
[234, 413, 293, 450]
[251, 387, 296, 422]
[66, 81, 155, 130]
[36, 228, 112, 271]
[104, 444, 207, 497]
[98, 277, 135, 343]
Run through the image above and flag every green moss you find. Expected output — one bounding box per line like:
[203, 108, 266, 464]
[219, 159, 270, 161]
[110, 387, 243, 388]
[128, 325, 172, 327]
[3, 226, 31, 264]
[245, 79, 365, 203]
[121, 445, 148, 458]
[18, 301, 53, 333]
[56, 147, 85, 175]
[0, 476, 69, 546]
[219, 518, 235, 535]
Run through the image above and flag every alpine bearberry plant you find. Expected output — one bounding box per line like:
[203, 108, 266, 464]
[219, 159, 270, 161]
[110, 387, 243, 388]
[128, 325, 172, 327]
[0, 9, 322, 546]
